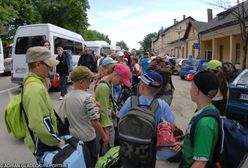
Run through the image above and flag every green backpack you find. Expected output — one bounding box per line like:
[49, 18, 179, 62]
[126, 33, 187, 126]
[95, 146, 122, 168]
[4, 80, 40, 138]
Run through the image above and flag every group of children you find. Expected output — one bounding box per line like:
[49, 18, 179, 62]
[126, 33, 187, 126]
[56, 50, 225, 168]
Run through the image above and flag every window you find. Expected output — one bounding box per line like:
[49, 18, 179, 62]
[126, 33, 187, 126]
[15, 36, 46, 54]
[235, 43, 240, 64]
[54, 37, 83, 55]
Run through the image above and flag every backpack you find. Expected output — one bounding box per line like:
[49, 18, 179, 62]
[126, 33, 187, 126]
[190, 110, 248, 168]
[118, 96, 159, 162]
[4, 80, 39, 138]
[40, 135, 88, 168]
[64, 50, 73, 72]
[95, 146, 122, 168]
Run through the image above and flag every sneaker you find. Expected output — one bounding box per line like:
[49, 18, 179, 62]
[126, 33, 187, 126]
[59, 96, 63, 100]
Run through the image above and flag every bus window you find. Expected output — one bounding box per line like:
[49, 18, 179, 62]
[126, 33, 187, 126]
[74, 42, 82, 55]
[54, 37, 82, 55]
[15, 36, 46, 54]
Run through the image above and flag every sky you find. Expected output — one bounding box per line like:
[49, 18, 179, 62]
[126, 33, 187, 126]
[87, 0, 236, 50]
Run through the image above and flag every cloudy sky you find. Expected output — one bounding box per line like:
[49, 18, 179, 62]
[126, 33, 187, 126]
[87, 0, 236, 50]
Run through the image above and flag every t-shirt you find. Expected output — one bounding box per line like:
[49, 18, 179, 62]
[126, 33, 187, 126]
[59, 90, 99, 142]
[141, 57, 150, 73]
[119, 96, 175, 124]
[181, 104, 219, 168]
[95, 81, 114, 128]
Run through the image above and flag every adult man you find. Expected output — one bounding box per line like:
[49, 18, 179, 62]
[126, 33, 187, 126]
[78, 47, 96, 72]
[22, 47, 65, 161]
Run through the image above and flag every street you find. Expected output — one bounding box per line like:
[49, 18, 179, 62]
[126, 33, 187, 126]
[0, 74, 247, 167]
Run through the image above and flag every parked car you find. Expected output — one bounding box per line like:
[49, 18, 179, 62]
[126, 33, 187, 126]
[222, 62, 239, 83]
[4, 57, 12, 75]
[226, 69, 248, 121]
[179, 59, 208, 79]
[173, 58, 187, 75]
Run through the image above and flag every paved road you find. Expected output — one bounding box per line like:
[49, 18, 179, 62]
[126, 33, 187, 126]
[0, 75, 247, 167]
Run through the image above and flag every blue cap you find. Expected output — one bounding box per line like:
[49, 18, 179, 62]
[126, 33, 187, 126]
[116, 51, 124, 57]
[141, 70, 163, 88]
[101, 57, 117, 65]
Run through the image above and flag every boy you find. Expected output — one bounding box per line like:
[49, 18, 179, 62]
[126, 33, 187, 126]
[59, 66, 109, 167]
[119, 70, 175, 168]
[174, 70, 219, 168]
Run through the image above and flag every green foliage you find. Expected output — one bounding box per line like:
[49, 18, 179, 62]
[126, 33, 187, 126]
[84, 29, 111, 44]
[116, 40, 129, 51]
[139, 32, 157, 53]
[33, 0, 89, 34]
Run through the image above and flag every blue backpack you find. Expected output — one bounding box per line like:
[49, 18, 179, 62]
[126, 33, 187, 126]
[64, 50, 74, 72]
[190, 110, 248, 168]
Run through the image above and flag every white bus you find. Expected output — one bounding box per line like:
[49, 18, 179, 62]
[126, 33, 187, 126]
[0, 39, 4, 73]
[11, 23, 84, 85]
[84, 41, 111, 56]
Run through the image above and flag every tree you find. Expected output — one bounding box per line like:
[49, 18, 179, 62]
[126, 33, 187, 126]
[84, 29, 111, 44]
[139, 32, 157, 53]
[0, 0, 40, 44]
[32, 0, 90, 34]
[203, 0, 248, 69]
[116, 40, 129, 51]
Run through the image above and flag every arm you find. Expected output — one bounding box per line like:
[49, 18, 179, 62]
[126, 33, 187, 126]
[25, 84, 62, 146]
[77, 55, 82, 66]
[84, 95, 109, 145]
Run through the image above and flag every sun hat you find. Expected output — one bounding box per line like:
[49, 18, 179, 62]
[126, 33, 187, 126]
[193, 70, 219, 98]
[207, 60, 222, 71]
[101, 57, 117, 65]
[114, 64, 131, 87]
[116, 51, 124, 57]
[70, 66, 93, 82]
[141, 70, 163, 88]
[26, 47, 59, 67]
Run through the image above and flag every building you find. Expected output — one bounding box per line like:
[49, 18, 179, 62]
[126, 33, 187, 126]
[199, 1, 248, 68]
[151, 16, 206, 58]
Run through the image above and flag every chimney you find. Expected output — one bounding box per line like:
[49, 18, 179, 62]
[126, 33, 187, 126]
[174, 19, 177, 24]
[183, 15, 186, 20]
[207, 9, 213, 22]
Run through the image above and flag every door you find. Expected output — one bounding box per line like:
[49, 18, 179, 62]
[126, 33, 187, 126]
[0, 39, 4, 73]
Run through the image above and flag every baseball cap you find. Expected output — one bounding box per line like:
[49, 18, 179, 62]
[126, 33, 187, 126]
[101, 57, 117, 65]
[70, 66, 93, 82]
[116, 51, 124, 57]
[141, 70, 163, 88]
[114, 64, 131, 87]
[26, 47, 59, 67]
[207, 60, 222, 71]
[193, 70, 219, 98]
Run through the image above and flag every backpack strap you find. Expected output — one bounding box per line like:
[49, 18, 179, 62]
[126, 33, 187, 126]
[190, 109, 220, 145]
[149, 98, 159, 113]
[131, 96, 139, 107]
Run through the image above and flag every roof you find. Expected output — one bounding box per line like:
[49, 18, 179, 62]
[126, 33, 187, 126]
[199, 1, 248, 33]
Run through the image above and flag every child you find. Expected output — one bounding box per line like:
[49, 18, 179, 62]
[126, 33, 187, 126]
[58, 66, 108, 168]
[119, 70, 175, 168]
[95, 63, 131, 153]
[173, 70, 219, 168]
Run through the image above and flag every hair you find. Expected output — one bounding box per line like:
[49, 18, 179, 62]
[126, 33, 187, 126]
[147, 57, 174, 94]
[133, 57, 138, 63]
[98, 64, 115, 79]
[57, 46, 63, 50]
[40, 40, 50, 47]
[28, 62, 37, 70]
[141, 80, 160, 95]
[214, 70, 228, 100]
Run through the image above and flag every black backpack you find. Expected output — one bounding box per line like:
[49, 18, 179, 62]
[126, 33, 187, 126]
[190, 110, 248, 168]
[118, 96, 159, 162]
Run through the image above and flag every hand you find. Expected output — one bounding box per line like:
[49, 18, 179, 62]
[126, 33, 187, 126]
[57, 140, 66, 148]
[171, 141, 183, 153]
[102, 134, 110, 145]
